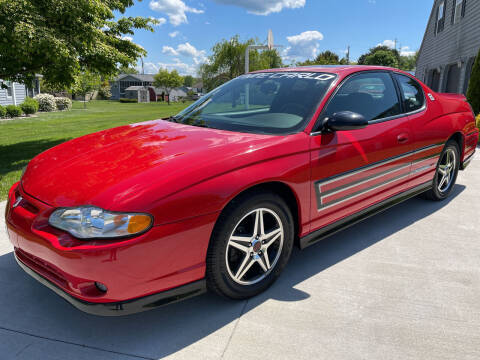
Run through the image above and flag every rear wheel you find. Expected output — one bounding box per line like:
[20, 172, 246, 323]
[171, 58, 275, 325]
[421, 141, 459, 201]
[206, 192, 294, 299]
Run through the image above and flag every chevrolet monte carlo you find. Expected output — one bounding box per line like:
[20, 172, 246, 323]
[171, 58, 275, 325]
[6, 66, 478, 315]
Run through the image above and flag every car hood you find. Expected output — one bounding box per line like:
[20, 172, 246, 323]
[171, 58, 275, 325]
[21, 120, 282, 210]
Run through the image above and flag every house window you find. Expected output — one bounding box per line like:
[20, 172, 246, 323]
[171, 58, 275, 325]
[436, 1, 445, 34]
[5, 81, 13, 97]
[452, 0, 465, 24]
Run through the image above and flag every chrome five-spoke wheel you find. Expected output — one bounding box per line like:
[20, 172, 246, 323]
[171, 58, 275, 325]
[206, 191, 294, 299]
[437, 147, 456, 194]
[226, 208, 284, 285]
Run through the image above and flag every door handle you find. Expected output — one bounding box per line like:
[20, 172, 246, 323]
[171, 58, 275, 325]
[397, 134, 409, 144]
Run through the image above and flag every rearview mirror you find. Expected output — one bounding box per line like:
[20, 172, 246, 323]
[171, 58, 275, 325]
[322, 111, 368, 132]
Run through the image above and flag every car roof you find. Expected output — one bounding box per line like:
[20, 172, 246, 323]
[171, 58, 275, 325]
[249, 65, 405, 77]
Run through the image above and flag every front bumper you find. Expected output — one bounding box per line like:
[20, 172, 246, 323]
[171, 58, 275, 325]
[15, 252, 205, 316]
[6, 183, 217, 314]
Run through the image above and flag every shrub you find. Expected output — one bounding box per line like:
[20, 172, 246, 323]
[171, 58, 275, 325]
[55, 97, 72, 110]
[20, 97, 39, 115]
[476, 114, 480, 129]
[5, 105, 23, 118]
[0, 105, 6, 118]
[119, 98, 137, 103]
[34, 93, 57, 112]
[98, 81, 112, 99]
[467, 48, 480, 115]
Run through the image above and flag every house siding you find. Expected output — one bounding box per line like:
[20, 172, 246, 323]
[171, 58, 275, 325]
[416, 0, 480, 94]
[0, 82, 27, 106]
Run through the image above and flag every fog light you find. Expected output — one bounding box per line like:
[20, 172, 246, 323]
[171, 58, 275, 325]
[95, 282, 108, 293]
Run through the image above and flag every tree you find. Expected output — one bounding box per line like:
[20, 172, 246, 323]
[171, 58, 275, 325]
[363, 50, 399, 68]
[183, 75, 194, 87]
[72, 72, 102, 109]
[297, 50, 347, 66]
[98, 80, 112, 100]
[358, 45, 401, 66]
[0, 0, 157, 88]
[118, 65, 139, 75]
[199, 35, 283, 91]
[153, 69, 183, 105]
[399, 52, 418, 71]
[467, 49, 480, 115]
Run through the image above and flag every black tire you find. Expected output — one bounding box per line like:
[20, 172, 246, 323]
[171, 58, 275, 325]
[421, 140, 460, 201]
[206, 191, 294, 299]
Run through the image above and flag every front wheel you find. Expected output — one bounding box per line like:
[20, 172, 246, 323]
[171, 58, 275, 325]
[206, 192, 294, 299]
[421, 140, 460, 201]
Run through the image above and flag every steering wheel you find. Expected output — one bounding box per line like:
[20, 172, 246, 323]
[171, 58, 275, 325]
[278, 102, 307, 116]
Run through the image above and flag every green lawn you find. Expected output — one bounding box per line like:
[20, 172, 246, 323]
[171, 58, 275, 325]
[0, 100, 192, 201]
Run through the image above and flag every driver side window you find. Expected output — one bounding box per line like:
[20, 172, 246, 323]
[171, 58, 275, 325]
[324, 72, 401, 121]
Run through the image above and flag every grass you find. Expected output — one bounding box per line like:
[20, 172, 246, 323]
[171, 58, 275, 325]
[0, 100, 192, 201]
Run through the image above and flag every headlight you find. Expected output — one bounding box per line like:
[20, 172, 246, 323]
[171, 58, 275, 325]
[49, 207, 153, 239]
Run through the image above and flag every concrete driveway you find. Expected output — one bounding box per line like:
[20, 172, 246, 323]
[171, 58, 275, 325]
[1, 152, 479, 360]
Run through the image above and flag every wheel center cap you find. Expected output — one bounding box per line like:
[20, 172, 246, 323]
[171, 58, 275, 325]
[252, 240, 262, 253]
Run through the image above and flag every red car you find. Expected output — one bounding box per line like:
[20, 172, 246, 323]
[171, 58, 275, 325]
[6, 66, 478, 315]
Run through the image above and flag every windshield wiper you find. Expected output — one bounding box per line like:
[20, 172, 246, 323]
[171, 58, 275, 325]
[166, 115, 181, 123]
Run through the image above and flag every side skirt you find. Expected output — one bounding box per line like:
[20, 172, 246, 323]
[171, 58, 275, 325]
[299, 182, 432, 250]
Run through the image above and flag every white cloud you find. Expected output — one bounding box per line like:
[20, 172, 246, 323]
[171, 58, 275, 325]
[283, 30, 324, 62]
[162, 46, 179, 56]
[400, 46, 416, 57]
[377, 40, 416, 56]
[150, 17, 167, 26]
[157, 59, 198, 76]
[121, 36, 133, 42]
[212, 0, 305, 15]
[162, 42, 207, 64]
[149, 0, 204, 26]
[377, 39, 396, 49]
[169, 31, 180, 38]
[137, 62, 160, 74]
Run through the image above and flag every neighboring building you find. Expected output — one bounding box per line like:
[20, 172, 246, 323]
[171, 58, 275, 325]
[110, 73, 190, 102]
[124, 86, 151, 103]
[416, 0, 477, 94]
[110, 74, 155, 100]
[0, 76, 42, 106]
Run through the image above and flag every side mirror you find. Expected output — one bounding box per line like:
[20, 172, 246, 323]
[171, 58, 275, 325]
[322, 111, 368, 132]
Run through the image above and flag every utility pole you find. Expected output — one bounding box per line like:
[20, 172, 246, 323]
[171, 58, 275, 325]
[394, 38, 397, 52]
[346, 46, 350, 64]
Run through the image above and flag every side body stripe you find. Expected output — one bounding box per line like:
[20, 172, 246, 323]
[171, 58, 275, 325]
[314, 143, 444, 211]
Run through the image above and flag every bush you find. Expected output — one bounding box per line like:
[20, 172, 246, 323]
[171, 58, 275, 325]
[20, 97, 39, 115]
[55, 97, 72, 110]
[5, 105, 23, 118]
[0, 105, 6, 118]
[476, 114, 480, 129]
[34, 93, 57, 112]
[119, 98, 137, 103]
[467, 48, 480, 115]
[98, 81, 112, 99]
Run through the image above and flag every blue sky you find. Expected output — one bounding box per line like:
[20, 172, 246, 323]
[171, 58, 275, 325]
[120, 0, 433, 75]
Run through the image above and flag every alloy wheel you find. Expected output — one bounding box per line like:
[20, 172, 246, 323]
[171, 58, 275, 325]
[437, 148, 456, 193]
[225, 208, 284, 285]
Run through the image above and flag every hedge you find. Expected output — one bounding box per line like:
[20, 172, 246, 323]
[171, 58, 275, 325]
[0, 105, 5, 118]
[119, 98, 138, 103]
[5, 105, 23, 118]
[20, 97, 39, 115]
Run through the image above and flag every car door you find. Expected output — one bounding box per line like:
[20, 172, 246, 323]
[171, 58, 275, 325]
[309, 71, 415, 232]
[392, 73, 443, 188]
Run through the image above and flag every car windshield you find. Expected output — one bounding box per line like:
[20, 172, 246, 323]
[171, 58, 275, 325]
[171, 72, 337, 135]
